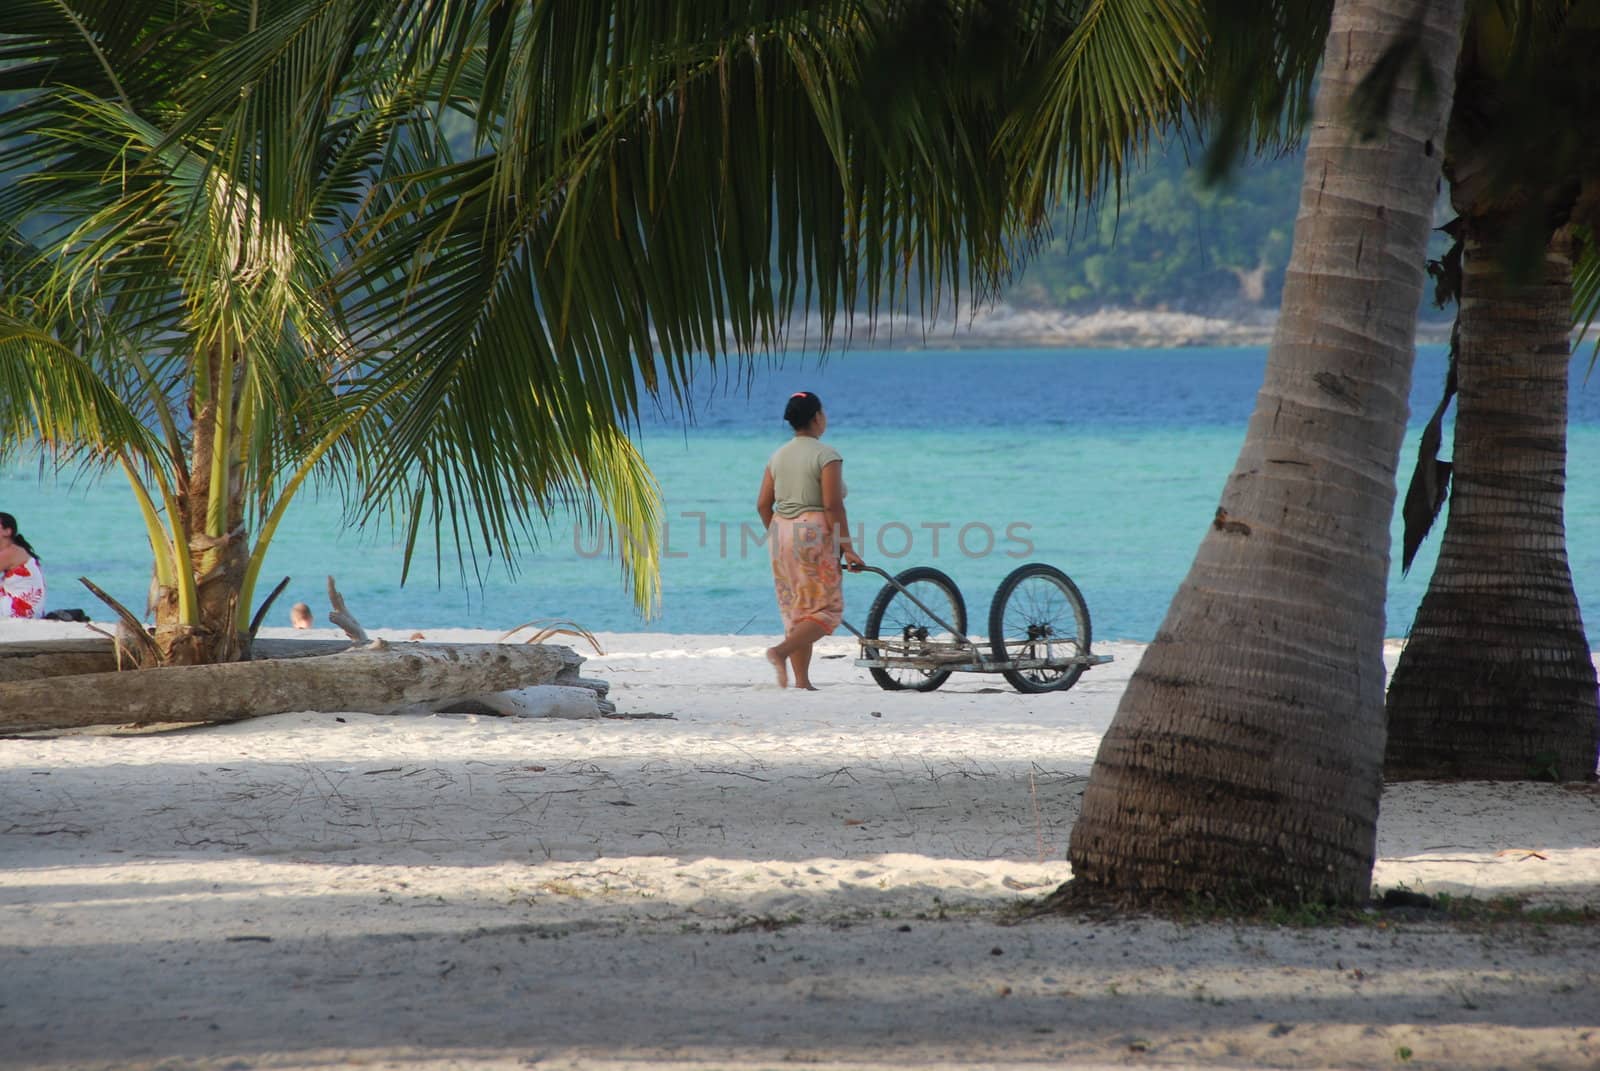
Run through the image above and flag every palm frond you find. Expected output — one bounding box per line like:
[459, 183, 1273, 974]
[1005, 0, 1203, 221]
[6, 0, 1351, 627]
[0, 311, 155, 460]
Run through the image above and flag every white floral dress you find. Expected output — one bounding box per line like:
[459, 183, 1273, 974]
[1, 556, 46, 618]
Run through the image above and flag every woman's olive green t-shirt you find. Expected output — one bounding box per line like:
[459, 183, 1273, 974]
[768, 436, 845, 518]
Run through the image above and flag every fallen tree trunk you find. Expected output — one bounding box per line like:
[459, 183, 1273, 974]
[0, 643, 120, 682]
[0, 637, 359, 682]
[0, 643, 583, 733]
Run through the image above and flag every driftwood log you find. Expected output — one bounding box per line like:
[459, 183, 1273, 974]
[0, 641, 122, 682]
[0, 637, 353, 683]
[0, 642, 585, 733]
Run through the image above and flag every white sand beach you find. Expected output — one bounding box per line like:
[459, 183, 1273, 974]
[2, 622, 1598, 1070]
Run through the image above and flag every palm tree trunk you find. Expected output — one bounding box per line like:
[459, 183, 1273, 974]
[1385, 221, 1599, 780]
[151, 352, 251, 666]
[1065, 0, 1465, 905]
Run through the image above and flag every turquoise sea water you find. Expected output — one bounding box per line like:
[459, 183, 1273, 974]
[7, 344, 1599, 641]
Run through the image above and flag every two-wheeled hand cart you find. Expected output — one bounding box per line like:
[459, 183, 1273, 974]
[841, 563, 1112, 693]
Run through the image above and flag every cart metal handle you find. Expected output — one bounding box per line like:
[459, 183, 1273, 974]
[844, 563, 973, 648]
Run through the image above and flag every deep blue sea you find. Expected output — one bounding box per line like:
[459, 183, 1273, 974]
[8, 344, 1600, 641]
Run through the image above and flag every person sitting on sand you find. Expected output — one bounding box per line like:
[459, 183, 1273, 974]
[755, 391, 866, 689]
[290, 602, 313, 629]
[0, 511, 46, 619]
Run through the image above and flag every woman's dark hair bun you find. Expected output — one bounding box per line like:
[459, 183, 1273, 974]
[783, 391, 822, 430]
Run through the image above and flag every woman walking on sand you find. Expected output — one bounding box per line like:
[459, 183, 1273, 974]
[756, 392, 865, 689]
[0, 511, 46, 619]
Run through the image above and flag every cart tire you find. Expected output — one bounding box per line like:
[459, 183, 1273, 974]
[864, 566, 968, 692]
[987, 563, 1092, 694]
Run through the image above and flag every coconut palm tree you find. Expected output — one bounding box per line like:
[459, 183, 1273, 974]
[1387, 214, 1598, 783]
[1064, 0, 1466, 905]
[1385, 7, 1600, 781]
[1045, 2, 1597, 907]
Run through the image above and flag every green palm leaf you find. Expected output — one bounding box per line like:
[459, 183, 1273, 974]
[6, 0, 1334, 648]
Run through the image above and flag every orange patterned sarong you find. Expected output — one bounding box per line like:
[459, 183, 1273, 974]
[768, 511, 843, 635]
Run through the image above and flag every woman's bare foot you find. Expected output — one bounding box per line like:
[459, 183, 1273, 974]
[794, 682, 819, 691]
[765, 648, 788, 688]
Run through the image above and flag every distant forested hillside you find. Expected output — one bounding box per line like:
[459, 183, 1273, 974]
[1006, 143, 1303, 314]
[1007, 142, 1459, 324]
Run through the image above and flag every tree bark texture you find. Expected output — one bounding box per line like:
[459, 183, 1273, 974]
[1067, 0, 1465, 904]
[0, 643, 583, 733]
[1385, 222, 1599, 780]
[149, 536, 250, 666]
[0, 637, 360, 682]
[0, 644, 122, 682]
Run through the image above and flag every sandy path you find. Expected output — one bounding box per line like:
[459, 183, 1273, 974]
[2, 630, 1598, 1069]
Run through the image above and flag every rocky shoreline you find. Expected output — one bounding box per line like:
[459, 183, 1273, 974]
[828, 303, 1456, 350]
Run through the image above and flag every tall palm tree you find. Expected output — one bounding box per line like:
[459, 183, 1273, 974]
[1064, 0, 1466, 905]
[1385, 7, 1600, 781]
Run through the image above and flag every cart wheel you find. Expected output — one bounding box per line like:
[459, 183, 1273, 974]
[987, 563, 1093, 694]
[864, 566, 968, 692]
